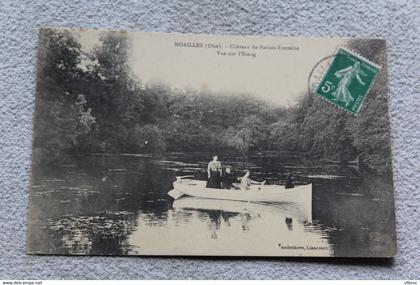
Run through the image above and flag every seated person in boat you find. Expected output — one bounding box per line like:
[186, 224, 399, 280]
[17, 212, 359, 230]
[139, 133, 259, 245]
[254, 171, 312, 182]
[240, 170, 265, 190]
[221, 166, 239, 189]
[285, 173, 295, 189]
[206, 154, 222, 188]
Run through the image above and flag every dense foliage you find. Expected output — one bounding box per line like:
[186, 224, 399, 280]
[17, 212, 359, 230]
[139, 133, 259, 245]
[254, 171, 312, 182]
[32, 29, 392, 174]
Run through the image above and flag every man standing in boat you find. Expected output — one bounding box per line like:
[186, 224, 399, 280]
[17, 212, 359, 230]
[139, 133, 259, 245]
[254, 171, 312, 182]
[206, 154, 222, 188]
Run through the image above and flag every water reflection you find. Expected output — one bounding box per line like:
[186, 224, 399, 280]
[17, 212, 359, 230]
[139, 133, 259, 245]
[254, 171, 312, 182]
[172, 197, 311, 222]
[208, 211, 221, 239]
[158, 197, 331, 256]
[48, 211, 135, 255]
[285, 217, 293, 231]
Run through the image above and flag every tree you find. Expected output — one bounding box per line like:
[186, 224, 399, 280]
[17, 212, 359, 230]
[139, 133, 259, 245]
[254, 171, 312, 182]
[34, 30, 392, 175]
[86, 31, 145, 152]
[33, 29, 88, 163]
[346, 39, 392, 173]
[37, 28, 82, 87]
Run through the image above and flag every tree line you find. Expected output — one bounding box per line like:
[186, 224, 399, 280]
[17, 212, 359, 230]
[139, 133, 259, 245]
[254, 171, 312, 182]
[32, 28, 392, 174]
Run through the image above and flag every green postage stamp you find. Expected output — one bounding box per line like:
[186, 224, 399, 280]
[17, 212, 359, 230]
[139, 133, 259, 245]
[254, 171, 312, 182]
[316, 47, 380, 114]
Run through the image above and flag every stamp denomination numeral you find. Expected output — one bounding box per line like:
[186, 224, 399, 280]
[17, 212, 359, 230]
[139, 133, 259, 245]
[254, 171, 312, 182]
[321, 81, 335, 93]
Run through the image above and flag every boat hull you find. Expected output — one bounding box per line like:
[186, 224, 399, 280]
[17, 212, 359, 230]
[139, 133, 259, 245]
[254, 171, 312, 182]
[168, 179, 312, 205]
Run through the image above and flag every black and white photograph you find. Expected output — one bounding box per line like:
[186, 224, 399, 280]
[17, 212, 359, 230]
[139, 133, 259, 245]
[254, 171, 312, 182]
[27, 27, 397, 257]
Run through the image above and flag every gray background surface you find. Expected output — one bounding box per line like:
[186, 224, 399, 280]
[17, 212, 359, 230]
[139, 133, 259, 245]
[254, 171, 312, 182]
[0, 0, 419, 280]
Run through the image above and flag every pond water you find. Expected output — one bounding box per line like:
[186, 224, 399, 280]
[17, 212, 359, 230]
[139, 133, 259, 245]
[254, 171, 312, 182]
[27, 152, 396, 257]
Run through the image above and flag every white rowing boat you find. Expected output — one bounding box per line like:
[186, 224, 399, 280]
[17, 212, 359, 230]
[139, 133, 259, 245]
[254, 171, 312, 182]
[168, 176, 312, 206]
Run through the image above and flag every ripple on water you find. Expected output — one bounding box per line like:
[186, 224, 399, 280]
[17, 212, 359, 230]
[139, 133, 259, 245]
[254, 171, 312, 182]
[48, 211, 135, 254]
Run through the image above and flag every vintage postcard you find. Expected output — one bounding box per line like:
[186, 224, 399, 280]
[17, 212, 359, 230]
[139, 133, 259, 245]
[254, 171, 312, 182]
[27, 27, 397, 257]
